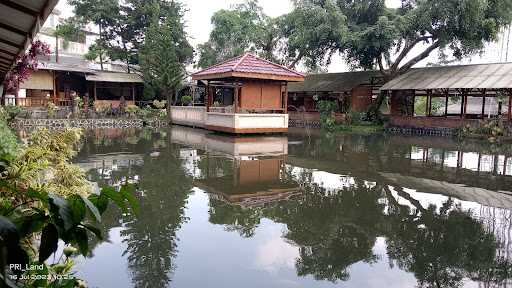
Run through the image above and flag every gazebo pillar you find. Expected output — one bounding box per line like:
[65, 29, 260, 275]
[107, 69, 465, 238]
[508, 90, 512, 121]
[481, 89, 486, 119]
[234, 83, 239, 113]
[284, 82, 288, 114]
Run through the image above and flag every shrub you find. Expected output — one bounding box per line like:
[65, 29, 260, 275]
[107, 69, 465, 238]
[153, 99, 167, 109]
[47, 102, 57, 118]
[317, 100, 338, 131]
[125, 104, 140, 117]
[181, 95, 193, 106]
[0, 106, 22, 122]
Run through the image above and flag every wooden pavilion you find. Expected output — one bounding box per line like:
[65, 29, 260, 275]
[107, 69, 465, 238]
[381, 63, 512, 129]
[171, 53, 305, 133]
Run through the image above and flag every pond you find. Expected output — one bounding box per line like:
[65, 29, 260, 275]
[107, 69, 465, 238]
[70, 126, 512, 287]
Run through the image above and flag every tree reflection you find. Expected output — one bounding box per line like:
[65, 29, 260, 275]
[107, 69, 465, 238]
[385, 195, 509, 288]
[120, 140, 193, 287]
[79, 129, 193, 287]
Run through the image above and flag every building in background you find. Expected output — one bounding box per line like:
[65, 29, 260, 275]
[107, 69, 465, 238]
[7, 8, 144, 109]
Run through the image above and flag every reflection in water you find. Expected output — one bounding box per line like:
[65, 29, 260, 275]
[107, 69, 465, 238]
[71, 126, 512, 287]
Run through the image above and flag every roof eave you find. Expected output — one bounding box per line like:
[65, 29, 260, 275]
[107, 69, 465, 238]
[192, 71, 304, 82]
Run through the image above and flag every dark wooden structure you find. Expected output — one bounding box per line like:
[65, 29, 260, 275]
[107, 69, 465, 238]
[287, 71, 384, 122]
[381, 63, 512, 129]
[188, 53, 305, 133]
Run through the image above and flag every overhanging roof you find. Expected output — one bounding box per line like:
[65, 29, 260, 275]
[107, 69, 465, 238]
[288, 71, 379, 93]
[192, 53, 305, 82]
[85, 71, 143, 83]
[381, 62, 512, 91]
[39, 61, 96, 73]
[0, 0, 59, 79]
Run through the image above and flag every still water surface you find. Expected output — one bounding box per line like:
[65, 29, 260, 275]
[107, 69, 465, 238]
[72, 126, 512, 288]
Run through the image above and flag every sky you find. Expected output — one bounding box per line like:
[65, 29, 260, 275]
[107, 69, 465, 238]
[55, 0, 512, 73]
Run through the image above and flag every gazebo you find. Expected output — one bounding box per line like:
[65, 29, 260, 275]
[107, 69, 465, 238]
[171, 53, 305, 133]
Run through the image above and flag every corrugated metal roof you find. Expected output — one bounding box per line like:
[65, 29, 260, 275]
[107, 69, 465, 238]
[0, 0, 59, 79]
[86, 72, 143, 83]
[192, 53, 305, 81]
[381, 62, 512, 90]
[288, 71, 378, 93]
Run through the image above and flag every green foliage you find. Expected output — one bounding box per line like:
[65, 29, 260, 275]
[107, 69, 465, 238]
[459, 119, 510, 143]
[288, 0, 512, 75]
[5, 129, 92, 197]
[46, 102, 57, 119]
[152, 100, 167, 109]
[55, 17, 86, 44]
[124, 104, 140, 118]
[181, 95, 192, 106]
[0, 120, 18, 169]
[197, 0, 284, 68]
[317, 100, 338, 131]
[0, 186, 138, 287]
[139, 1, 193, 103]
[0, 106, 22, 122]
[0, 125, 139, 288]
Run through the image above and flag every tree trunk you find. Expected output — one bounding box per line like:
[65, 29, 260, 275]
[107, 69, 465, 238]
[99, 24, 104, 71]
[123, 41, 130, 73]
[166, 90, 172, 123]
[55, 35, 59, 63]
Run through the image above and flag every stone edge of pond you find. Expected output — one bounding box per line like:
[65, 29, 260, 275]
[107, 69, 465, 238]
[10, 118, 169, 129]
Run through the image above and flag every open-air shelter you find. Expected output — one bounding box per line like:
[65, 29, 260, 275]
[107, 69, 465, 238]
[171, 53, 305, 133]
[381, 63, 512, 129]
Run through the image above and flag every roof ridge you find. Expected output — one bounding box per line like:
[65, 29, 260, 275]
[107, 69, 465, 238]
[232, 53, 250, 71]
[241, 53, 305, 77]
[192, 54, 244, 75]
[411, 61, 512, 70]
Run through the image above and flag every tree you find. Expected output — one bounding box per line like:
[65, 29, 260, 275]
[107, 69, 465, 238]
[139, 1, 193, 106]
[286, 0, 512, 116]
[197, 0, 283, 68]
[68, 0, 120, 70]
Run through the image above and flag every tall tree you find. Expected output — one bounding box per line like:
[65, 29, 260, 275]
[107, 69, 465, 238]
[197, 0, 283, 68]
[285, 0, 512, 116]
[68, 0, 120, 70]
[139, 1, 193, 105]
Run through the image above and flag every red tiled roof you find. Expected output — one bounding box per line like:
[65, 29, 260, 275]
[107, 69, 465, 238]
[192, 53, 305, 82]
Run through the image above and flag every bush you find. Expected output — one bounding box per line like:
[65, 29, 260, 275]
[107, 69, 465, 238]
[0, 106, 22, 122]
[47, 102, 57, 118]
[181, 95, 193, 106]
[125, 104, 140, 117]
[317, 100, 338, 131]
[153, 99, 167, 109]
[459, 119, 509, 143]
[0, 120, 17, 169]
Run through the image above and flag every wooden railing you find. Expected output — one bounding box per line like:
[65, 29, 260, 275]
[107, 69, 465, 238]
[4, 97, 72, 107]
[209, 105, 286, 114]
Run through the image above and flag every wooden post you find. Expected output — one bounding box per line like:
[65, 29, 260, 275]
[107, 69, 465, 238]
[504, 156, 508, 175]
[206, 81, 210, 112]
[509, 91, 512, 121]
[463, 90, 468, 119]
[52, 71, 57, 104]
[284, 82, 288, 114]
[94, 81, 98, 102]
[444, 89, 449, 116]
[427, 90, 432, 116]
[481, 89, 486, 119]
[412, 90, 416, 116]
[459, 90, 464, 118]
[131, 83, 135, 103]
[234, 83, 239, 113]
